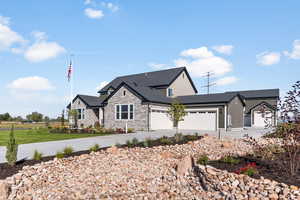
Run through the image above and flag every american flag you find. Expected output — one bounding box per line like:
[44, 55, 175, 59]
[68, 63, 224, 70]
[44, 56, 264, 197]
[67, 61, 72, 82]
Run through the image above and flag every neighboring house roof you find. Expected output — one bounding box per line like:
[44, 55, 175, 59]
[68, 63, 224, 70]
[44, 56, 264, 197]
[225, 89, 280, 99]
[98, 67, 198, 94]
[67, 94, 106, 109]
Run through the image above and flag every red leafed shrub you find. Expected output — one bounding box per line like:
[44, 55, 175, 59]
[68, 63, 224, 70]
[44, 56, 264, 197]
[115, 128, 126, 134]
[235, 162, 258, 177]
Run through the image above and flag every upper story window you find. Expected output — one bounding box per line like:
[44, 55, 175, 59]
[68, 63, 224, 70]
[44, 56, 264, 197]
[123, 90, 126, 96]
[116, 104, 134, 120]
[182, 73, 185, 79]
[167, 88, 173, 97]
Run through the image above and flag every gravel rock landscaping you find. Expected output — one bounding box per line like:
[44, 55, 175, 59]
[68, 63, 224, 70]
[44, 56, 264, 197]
[1, 136, 300, 200]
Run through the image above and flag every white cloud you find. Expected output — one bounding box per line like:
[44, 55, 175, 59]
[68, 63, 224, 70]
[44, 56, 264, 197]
[180, 47, 214, 59]
[212, 45, 234, 55]
[256, 51, 281, 66]
[31, 31, 47, 41]
[0, 16, 26, 51]
[0, 16, 10, 25]
[96, 81, 109, 91]
[24, 41, 65, 62]
[102, 2, 119, 12]
[215, 76, 238, 86]
[148, 62, 169, 70]
[175, 46, 233, 77]
[84, 0, 93, 5]
[283, 40, 300, 59]
[85, 8, 104, 19]
[7, 76, 55, 91]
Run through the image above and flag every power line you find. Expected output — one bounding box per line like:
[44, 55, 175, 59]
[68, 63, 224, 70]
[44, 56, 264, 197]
[201, 72, 216, 94]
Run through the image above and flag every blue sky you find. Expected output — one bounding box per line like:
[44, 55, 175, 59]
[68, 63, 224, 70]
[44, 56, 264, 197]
[0, 0, 300, 118]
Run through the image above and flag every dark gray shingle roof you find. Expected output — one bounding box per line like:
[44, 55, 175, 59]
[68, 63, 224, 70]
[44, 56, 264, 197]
[67, 94, 106, 108]
[225, 89, 280, 99]
[175, 93, 238, 104]
[98, 67, 197, 93]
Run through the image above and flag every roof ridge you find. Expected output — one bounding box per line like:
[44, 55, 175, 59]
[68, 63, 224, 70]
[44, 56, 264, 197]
[226, 88, 279, 93]
[116, 67, 185, 79]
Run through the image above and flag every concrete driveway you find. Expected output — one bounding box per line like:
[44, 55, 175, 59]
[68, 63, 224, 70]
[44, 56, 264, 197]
[0, 128, 272, 163]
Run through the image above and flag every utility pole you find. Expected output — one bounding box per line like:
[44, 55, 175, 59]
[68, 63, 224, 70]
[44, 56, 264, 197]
[202, 72, 216, 94]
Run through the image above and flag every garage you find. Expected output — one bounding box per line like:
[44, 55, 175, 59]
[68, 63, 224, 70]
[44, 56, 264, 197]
[150, 109, 173, 130]
[179, 110, 217, 131]
[253, 111, 272, 127]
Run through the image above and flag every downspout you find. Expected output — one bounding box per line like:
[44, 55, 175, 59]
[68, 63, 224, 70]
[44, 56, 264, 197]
[224, 104, 227, 132]
[243, 106, 245, 130]
[147, 104, 150, 132]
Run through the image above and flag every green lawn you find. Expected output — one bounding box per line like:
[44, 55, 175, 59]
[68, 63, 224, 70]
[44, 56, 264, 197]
[0, 129, 111, 146]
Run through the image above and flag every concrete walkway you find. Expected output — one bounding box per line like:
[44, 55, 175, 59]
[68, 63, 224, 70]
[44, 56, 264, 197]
[0, 128, 271, 163]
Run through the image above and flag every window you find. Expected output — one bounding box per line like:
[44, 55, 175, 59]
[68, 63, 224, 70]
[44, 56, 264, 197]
[167, 88, 173, 97]
[115, 104, 134, 120]
[77, 109, 85, 120]
[182, 73, 185, 78]
[123, 90, 126, 96]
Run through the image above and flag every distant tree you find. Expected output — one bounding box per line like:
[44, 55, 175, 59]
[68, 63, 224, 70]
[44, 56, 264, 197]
[26, 112, 43, 122]
[0, 113, 12, 121]
[14, 116, 23, 122]
[44, 116, 50, 127]
[68, 109, 78, 128]
[6, 126, 18, 166]
[167, 101, 187, 133]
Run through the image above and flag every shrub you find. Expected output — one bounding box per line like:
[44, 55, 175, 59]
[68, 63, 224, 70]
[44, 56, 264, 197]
[126, 140, 133, 148]
[143, 138, 152, 147]
[6, 126, 18, 166]
[160, 137, 173, 145]
[235, 162, 258, 177]
[94, 122, 101, 130]
[116, 128, 125, 134]
[127, 128, 134, 133]
[33, 150, 43, 161]
[220, 155, 240, 165]
[197, 155, 209, 165]
[89, 144, 100, 152]
[131, 138, 139, 146]
[56, 151, 65, 159]
[63, 146, 74, 156]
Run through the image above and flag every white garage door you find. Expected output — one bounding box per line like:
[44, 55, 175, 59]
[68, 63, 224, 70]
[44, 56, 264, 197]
[179, 111, 217, 131]
[150, 110, 173, 130]
[253, 111, 272, 127]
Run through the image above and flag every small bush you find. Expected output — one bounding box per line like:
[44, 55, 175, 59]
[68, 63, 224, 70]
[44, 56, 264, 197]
[6, 126, 18, 166]
[235, 162, 258, 177]
[131, 138, 139, 146]
[89, 144, 100, 152]
[197, 155, 209, 165]
[126, 140, 133, 147]
[143, 138, 152, 147]
[127, 128, 134, 133]
[160, 137, 173, 145]
[63, 146, 74, 156]
[94, 122, 101, 129]
[33, 150, 43, 161]
[220, 155, 240, 165]
[56, 151, 65, 159]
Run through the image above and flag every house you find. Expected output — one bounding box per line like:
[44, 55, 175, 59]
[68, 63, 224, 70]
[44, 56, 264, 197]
[68, 67, 279, 131]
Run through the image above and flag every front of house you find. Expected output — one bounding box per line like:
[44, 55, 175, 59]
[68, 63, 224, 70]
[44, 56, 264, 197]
[68, 67, 279, 131]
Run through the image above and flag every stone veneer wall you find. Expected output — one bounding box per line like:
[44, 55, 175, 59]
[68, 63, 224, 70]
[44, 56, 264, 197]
[71, 98, 99, 128]
[104, 86, 149, 131]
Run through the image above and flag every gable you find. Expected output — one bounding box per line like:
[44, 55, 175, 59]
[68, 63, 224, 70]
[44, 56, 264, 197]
[168, 70, 197, 96]
[106, 85, 144, 105]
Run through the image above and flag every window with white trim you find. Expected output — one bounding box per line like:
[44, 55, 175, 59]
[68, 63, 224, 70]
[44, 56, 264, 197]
[167, 88, 173, 97]
[115, 104, 134, 120]
[77, 109, 85, 120]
